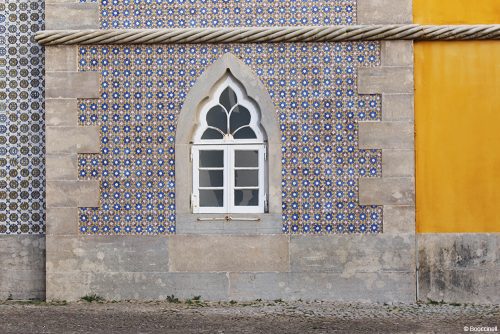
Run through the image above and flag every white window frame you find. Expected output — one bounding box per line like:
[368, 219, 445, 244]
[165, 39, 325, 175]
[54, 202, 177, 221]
[192, 144, 267, 214]
[193, 74, 265, 145]
[191, 73, 269, 214]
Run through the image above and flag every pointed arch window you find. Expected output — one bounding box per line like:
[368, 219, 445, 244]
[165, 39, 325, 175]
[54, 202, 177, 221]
[191, 74, 267, 214]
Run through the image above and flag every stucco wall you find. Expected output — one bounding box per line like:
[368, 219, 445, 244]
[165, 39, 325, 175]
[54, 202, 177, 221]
[414, 0, 500, 304]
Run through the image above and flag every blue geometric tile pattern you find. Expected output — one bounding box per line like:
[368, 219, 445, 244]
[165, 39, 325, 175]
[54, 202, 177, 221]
[0, 0, 45, 234]
[79, 0, 356, 29]
[77, 43, 383, 235]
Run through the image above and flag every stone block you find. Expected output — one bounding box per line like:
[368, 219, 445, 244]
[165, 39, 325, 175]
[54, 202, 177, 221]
[46, 272, 92, 301]
[382, 149, 414, 177]
[46, 0, 79, 2]
[45, 3, 99, 30]
[0, 235, 46, 300]
[46, 207, 79, 236]
[168, 235, 290, 272]
[0, 270, 46, 300]
[46, 154, 78, 181]
[358, 67, 414, 94]
[0, 235, 46, 271]
[381, 41, 414, 67]
[46, 72, 99, 99]
[176, 213, 282, 235]
[46, 236, 169, 273]
[45, 99, 78, 127]
[359, 122, 414, 149]
[359, 177, 415, 205]
[46, 126, 100, 154]
[382, 94, 414, 121]
[46, 180, 100, 208]
[174, 144, 192, 214]
[228, 272, 415, 302]
[290, 234, 415, 273]
[383, 205, 415, 235]
[47, 272, 229, 302]
[357, 0, 412, 24]
[418, 233, 500, 304]
[45, 46, 78, 72]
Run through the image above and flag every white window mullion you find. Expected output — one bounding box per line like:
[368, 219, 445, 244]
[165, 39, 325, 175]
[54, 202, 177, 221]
[259, 146, 266, 211]
[224, 146, 230, 213]
[191, 146, 199, 213]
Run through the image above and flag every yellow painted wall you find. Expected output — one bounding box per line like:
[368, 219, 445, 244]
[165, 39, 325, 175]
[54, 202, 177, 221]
[414, 1, 500, 232]
[414, 0, 500, 24]
[415, 42, 500, 233]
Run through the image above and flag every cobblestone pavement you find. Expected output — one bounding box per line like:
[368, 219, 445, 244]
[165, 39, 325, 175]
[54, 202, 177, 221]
[0, 300, 498, 334]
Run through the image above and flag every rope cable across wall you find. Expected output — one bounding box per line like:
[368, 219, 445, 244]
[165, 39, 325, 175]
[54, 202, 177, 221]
[36, 24, 500, 45]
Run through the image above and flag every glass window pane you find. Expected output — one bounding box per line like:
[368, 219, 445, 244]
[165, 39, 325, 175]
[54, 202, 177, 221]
[233, 126, 256, 139]
[229, 105, 251, 133]
[199, 170, 223, 187]
[199, 190, 224, 207]
[235, 150, 259, 167]
[199, 150, 224, 167]
[206, 105, 227, 134]
[234, 189, 259, 206]
[235, 170, 258, 187]
[201, 128, 223, 139]
[219, 86, 238, 111]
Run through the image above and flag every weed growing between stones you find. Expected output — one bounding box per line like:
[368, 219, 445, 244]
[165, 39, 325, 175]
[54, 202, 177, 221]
[80, 294, 104, 303]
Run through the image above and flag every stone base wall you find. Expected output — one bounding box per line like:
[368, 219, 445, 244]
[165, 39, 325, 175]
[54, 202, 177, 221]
[0, 236, 45, 300]
[46, 234, 415, 302]
[418, 233, 500, 305]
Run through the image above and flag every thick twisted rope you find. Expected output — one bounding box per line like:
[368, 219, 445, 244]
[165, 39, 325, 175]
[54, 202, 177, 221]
[36, 25, 500, 45]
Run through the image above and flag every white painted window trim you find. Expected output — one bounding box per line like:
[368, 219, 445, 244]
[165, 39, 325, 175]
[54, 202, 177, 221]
[191, 72, 268, 214]
[193, 74, 265, 145]
[192, 144, 266, 214]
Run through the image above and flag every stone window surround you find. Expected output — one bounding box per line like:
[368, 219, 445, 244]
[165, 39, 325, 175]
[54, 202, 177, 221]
[175, 53, 283, 234]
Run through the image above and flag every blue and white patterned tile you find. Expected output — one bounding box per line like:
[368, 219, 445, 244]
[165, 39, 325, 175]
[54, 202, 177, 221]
[0, 0, 45, 235]
[79, 0, 356, 29]
[77, 43, 382, 235]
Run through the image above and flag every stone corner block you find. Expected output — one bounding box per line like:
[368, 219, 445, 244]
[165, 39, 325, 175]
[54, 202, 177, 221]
[46, 207, 79, 236]
[46, 126, 100, 154]
[45, 3, 99, 30]
[359, 177, 415, 205]
[381, 41, 414, 67]
[358, 122, 414, 149]
[46, 99, 78, 127]
[358, 67, 413, 94]
[45, 46, 78, 72]
[46, 180, 100, 208]
[46, 154, 78, 181]
[383, 205, 415, 235]
[46, 72, 99, 99]
[382, 149, 414, 177]
[357, 0, 412, 24]
[382, 94, 414, 121]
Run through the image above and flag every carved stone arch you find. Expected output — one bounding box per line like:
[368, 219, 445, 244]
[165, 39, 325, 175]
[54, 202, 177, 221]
[175, 53, 282, 230]
[176, 53, 280, 146]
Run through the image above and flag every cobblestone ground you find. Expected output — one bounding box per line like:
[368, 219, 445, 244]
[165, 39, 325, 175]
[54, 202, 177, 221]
[0, 300, 498, 334]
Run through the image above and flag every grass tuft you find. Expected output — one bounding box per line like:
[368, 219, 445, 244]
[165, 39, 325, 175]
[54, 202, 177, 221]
[80, 294, 104, 303]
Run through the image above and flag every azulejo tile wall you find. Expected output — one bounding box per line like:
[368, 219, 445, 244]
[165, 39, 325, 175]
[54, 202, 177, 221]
[80, 0, 356, 29]
[0, 0, 45, 235]
[78, 43, 383, 235]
